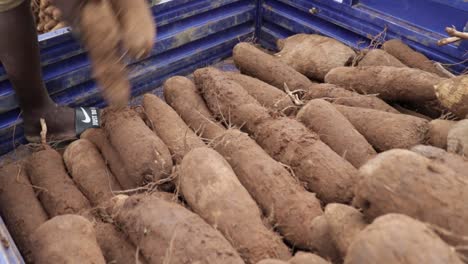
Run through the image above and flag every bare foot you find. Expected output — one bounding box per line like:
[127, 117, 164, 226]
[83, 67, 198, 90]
[23, 104, 75, 143]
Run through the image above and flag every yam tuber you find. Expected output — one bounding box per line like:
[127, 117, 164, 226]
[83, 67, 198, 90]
[411, 145, 468, 175]
[447, 119, 468, 156]
[289, 252, 330, 264]
[427, 119, 456, 149]
[435, 75, 468, 119]
[357, 49, 406, 68]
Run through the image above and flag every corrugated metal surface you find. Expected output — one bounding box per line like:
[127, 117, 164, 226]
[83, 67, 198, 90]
[0, 0, 256, 156]
[256, 0, 468, 72]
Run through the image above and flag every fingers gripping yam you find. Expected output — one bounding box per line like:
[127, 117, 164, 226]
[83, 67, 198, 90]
[112, 194, 245, 264]
[142, 93, 205, 163]
[80, 0, 130, 107]
[102, 107, 173, 185]
[345, 214, 464, 264]
[334, 105, 429, 151]
[0, 163, 48, 263]
[81, 128, 135, 189]
[64, 139, 122, 205]
[325, 66, 443, 103]
[324, 204, 367, 257]
[26, 148, 91, 216]
[195, 67, 357, 203]
[297, 99, 376, 168]
[233, 43, 314, 92]
[110, 0, 156, 60]
[275, 34, 356, 81]
[164, 76, 225, 139]
[289, 252, 330, 264]
[31, 215, 106, 264]
[180, 147, 291, 263]
[354, 150, 468, 241]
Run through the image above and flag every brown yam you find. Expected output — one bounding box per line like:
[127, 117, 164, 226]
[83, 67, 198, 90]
[195, 67, 357, 203]
[0, 163, 48, 263]
[325, 66, 443, 102]
[435, 75, 468, 119]
[382, 39, 447, 77]
[427, 119, 456, 149]
[392, 104, 432, 120]
[447, 119, 468, 156]
[102, 107, 173, 185]
[353, 149, 468, 240]
[345, 214, 464, 264]
[63, 139, 121, 205]
[26, 148, 90, 216]
[109, 0, 156, 60]
[94, 221, 147, 264]
[79, 0, 130, 107]
[334, 105, 429, 151]
[163, 76, 225, 139]
[180, 147, 291, 263]
[233, 42, 314, 92]
[289, 252, 330, 264]
[308, 215, 340, 262]
[257, 260, 288, 264]
[297, 99, 376, 168]
[81, 128, 135, 189]
[112, 194, 245, 264]
[225, 72, 296, 114]
[324, 203, 367, 257]
[303, 83, 398, 113]
[411, 145, 468, 175]
[31, 215, 106, 264]
[357, 49, 406, 67]
[275, 34, 355, 81]
[142, 93, 205, 163]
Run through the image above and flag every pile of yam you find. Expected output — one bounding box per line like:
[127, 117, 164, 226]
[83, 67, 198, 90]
[1, 33, 468, 264]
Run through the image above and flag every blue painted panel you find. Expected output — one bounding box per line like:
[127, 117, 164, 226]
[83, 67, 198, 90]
[257, 0, 468, 73]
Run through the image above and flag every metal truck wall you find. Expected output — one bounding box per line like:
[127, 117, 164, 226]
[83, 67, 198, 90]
[256, 0, 468, 72]
[0, 0, 256, 156]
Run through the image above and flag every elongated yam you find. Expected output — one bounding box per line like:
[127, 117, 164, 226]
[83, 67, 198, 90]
[233, 43, 314, 92]
[109, 0, 155, 60]
[0, 163, 48, 263]
[358, 49, 406, 68]
[64, 139, 121, 205]
[308, 215, 340, 262]
[334, 105, 429, 151]
[382, 39, 447, 77]
[298, 99, 376, 168]
[275, 34, 355, 81]
[112, 194, 245, 264]
[427, 119, 456, 149]
[213, 130, 324, 253]
[354, 149, 468, 241]
[26, 148, 90, 216]
[164, 76, 225, 139]
[95, 221, 147, 264]
[303, 83, 399, 113]
[180, 148, 291, 263]
[411, 145, 468, 175]
[345, 214, 463, 264]
[81, 128, 135, 189]
[225, 72, 296, 114]
[142, 94, 205, 163]
[79, 0, 130, 107]
[31, 215, 106, 264]
[102, 107, 173, 185]
[324, 204, 367, 257]
[289, 252, 330, 264]
[325, 66, 443, 102]
[448, 119, 468, 156]
[195, 67, 357, 203]
[435, 75, 468, 119]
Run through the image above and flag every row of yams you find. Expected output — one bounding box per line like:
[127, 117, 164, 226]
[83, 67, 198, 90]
[1, 37, 467, 264]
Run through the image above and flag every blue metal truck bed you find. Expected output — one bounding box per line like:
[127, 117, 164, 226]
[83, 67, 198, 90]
[0, 0, 466, 262]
